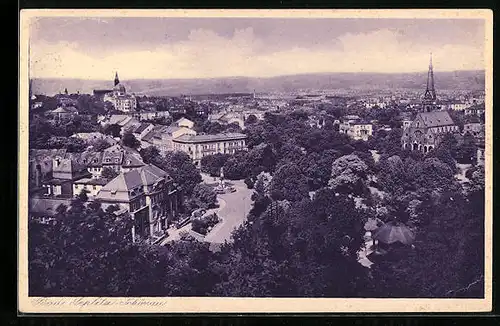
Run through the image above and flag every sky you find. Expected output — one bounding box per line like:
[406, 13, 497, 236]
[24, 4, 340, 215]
[29, 17, 486, 80]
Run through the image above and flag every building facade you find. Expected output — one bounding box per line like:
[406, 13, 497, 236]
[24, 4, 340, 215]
[95, 164, 182, 243]
[401, 54, 460, 153]
[103, 72, 137, 112]
[339, 116, 373, 141]
[141, 125, 197, 154]
[172, 133, 247, 166]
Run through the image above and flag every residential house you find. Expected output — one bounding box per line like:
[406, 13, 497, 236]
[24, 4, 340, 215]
[95, 164, 183, 243]
[71, 132, 108, 142]
[339, 117, 373, 141]
[209, 111, 245, 129]
[134, 110, 170, 121]
[41, 157, 90, 198]
[101, 144, 145, 174]
[173, 117, 195, 129]
[132, 123, 155, 141]
[72, 177, 109, 200]
[104, 114, 142, 135]
[45, 106, 79, 122]
[29, 149, 68, 190]
[465, 104, 486, 116]
[445, 100, 470, 111]
[463, 123, 484, 137]
[172, 133, 247, 167]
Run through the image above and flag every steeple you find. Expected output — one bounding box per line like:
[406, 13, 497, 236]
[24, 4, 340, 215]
[114, 72, 120, 86]
[64, 88, 68, 95]
[422, 53, 437, 112]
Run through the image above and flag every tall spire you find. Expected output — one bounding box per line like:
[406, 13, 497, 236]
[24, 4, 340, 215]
[422, 53, 437, 112]
[424, 52, 436, 101]
[114, 72, 120, 86]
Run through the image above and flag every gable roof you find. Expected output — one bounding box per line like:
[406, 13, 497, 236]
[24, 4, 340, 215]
[96, 164, 169, 202]
[416, 111, 456, 128]
[50, 106, 78, 114]
[174, 117, 194, 125]
[108, 115, 132, 126]
[134, 123, 153, 134]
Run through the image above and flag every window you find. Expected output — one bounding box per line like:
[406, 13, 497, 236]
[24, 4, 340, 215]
[93, 185, 97, 190]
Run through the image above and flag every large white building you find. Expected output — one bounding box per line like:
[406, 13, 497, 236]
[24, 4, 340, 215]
[103, 72, 137, 113]
[172, 133, 247, 167]
[339, 116, 373, 141]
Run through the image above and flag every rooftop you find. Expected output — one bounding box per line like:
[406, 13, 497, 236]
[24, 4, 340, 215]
[73, 177, 109, 186]
[96, 164, 170, 202]
[173, 133, 247, 144]
[417, 111, 456, 128]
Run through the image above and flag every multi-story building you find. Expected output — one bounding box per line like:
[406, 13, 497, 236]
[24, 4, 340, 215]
[465, 104, 486, 116]
[172, 133, 247, 167]
[72, 177, 109, 200]
[103, 72, 137, 112]
[132, 123, 155, 141]
[401, 55, 459, 153]
[141, 125, 197, 154]
[339, 116, 373, 141]
[95, 164, 183, 243]
[41, 157, 90, 198]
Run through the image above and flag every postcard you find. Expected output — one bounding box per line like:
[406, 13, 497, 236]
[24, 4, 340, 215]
[19, 9, 492, 313]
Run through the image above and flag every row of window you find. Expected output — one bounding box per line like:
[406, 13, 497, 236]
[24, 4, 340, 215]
[74, 184, 98, 190]
[130, 197, 147, 212]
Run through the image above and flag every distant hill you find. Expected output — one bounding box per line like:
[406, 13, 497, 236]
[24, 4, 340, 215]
[31, 70, 485, 97]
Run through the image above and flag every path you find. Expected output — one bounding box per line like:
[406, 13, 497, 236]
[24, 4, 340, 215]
[203, 178, 253, 245]
[161, 174, 254, 247]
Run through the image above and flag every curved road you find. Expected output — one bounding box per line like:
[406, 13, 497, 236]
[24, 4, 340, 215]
[203, 178, 253, 245]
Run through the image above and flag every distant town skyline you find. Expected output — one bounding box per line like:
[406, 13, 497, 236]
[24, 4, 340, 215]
[29, 17, 485, 80]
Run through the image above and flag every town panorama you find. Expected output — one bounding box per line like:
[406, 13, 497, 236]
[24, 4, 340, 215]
[27, 15, 486, 299]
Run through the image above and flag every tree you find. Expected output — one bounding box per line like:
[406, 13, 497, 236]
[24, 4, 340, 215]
[139, 146, 161, 165]
[456, 133, 477, 164]
[90, 138, 113, 151]
[200, 153, 231, 176]
[186, 183, 217, 211]
[269, 163, 309, 202]
[77, 189, 89, 202]
[101, 167, 119, 180]
[159, 152, 202, 196]
[222, 151, 251, 180]
[246, 114, 257, 124]
[104, 124, 122, 138]
[212, 188, 370, 297]
[122, 132, 140, 149]
[329, 154, 369, 196]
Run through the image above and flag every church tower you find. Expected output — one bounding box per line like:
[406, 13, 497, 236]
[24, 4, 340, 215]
[422, 53, 437, 112]
[114, 72, 120, 86]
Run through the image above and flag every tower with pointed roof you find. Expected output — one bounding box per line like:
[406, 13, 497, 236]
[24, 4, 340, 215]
[114, 72, 120, 86]
[422, 53, 437, 112]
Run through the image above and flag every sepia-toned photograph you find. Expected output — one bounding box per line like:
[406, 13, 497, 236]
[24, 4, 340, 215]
[18, 9, 492, 313]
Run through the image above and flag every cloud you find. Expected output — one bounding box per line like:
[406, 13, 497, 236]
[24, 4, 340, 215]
[29, 27, 485, 79]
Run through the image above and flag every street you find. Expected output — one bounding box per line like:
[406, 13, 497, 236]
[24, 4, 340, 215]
[160, 174, 254, 247]
[203, 177, 253, 245]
